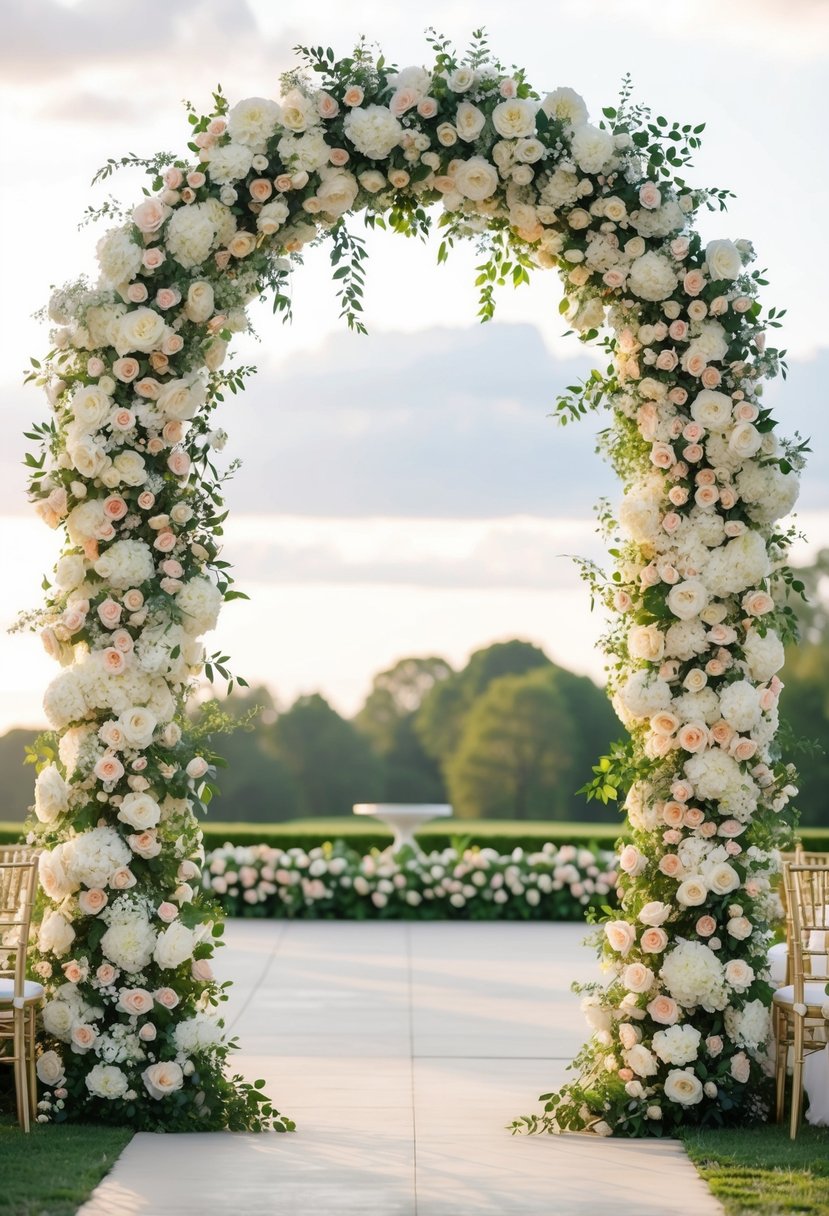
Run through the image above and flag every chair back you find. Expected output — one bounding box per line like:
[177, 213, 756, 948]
[783, 863, 829, 998]
[0, 848, 39, 1002]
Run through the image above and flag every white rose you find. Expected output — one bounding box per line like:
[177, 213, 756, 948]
[492, 99, 537, 139]
[316, 171, 359, 218]
[690, 389, 732, 431]
[628, 252, 677, 302]
[115, 308, 167, 356]
[68, 384, 112, 433]
[112, 451, 147, 487]
[663, 1068, 704, 1106]
[705, 862, 741, 897]
[36, 1050, 65, 1087]
[185, 281, 215, 324]
[39, 910, 75, 957]
[570, 122, 614, 173]
[142, 1060, 184, 1100]
[627, 624, 665, 662]
[35, 764, 69, 824]
[67, 435, 107, 478]
[41, 999, 74, 1040]
[743, 629, 784, 682]
[117, 792, 161, 831]
[446, 67, 476, 92]
[626, 1044, 658, 1077]
[118, 706, 158, 748]
[728, 421, 762, 460]
[154, 920, 197, 969]
[706, 239, 743, 281]
[453, 156, 499, 201]
[157, 378, 205, 422]
[55, 554, 87, 590]
[455, 101, 486, 142]
[676, 876, 708, 907]
[667, 580, 709, 622]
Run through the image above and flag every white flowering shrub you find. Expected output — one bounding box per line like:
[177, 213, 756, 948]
[21, 33, 803, 1135]
[201, 841, 618, 920]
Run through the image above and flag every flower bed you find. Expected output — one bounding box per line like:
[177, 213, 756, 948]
[201, 840, 619, 920]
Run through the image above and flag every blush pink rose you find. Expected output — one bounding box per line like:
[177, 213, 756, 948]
[168, 450, 191, 478]
[701, 367, 722, 389]
[647, 995, 679, 1025]
[122, 589, 144, 611]
[317, 91, 339, 119]
[638, 182, 661, 209]
[274, 174, 293, 192]
[249, 177, 273, 202]
[71, 1025, 97, 1051]
[417, 97, 438, 118]
[101, 648, 126, 674]
[94, 753, 124, 783]
[696, 915, 716, 936]
[157, 901, 179, 923]
[133, 199, 168, 233]
[78, 887, 109, 915]
[343, 86, 364, 106]
[153, 531, 177, 553]
[662, 802, 686, 827]
[129, 830, 161, 859]
[684, 443, 703, 463]
[730, 737, 758, 762]
[142, 247, 166, 271]
[640, 927, 668, 953]
[112, 357, 140, 383]
[155, 288, 179, 311]
[659, 854, 682, 878]
[677, 723, 708, 753]
[97, 599, 123, 628]
[118, 987, 154, 1016]
[139, 1023, 157, 1041]
[683, 270, 705, 296]
[662, 512, 682, 533]
[135, 378, 161, 399]
[154, 987, 180, 1009]
[96, 962, 117, 984]
[684, 807, 705, 828]
[127, 283, 149, 304]
[191, 959, 214, 983]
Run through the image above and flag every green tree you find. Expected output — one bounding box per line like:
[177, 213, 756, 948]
[355, 656, 452, 802]
[269, 693, 383, 817]
[445, 667, 578, 819]
[416, 640, 550, 765]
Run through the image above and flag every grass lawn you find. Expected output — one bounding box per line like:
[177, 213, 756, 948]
[682, 1124, 829, 1216]
[0, 1114, 132, 1216]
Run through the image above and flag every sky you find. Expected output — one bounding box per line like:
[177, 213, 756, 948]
[1, 0, 827, 734]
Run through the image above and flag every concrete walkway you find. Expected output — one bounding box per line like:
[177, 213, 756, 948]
[79, 921, 723, 1216]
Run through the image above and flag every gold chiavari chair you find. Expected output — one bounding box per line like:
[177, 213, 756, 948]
[0, 846, 42, 1132]
[774, 862, 829, 1138]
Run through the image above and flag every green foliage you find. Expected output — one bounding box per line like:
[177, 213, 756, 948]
[681, 1125, 829, 1216]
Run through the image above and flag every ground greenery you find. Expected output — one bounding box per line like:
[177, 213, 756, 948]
[0, 1113, 132, 1216]
[683, 1125, 829, 1216]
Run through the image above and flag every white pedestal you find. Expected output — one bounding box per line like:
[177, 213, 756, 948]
[352, 803, 452, 853]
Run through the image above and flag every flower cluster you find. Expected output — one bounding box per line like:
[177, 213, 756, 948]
[23, 35, 800, 1134]
[201, 840, 618, 921]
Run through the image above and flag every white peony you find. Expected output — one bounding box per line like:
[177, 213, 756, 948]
[453, 156, 499, 201]
[117, 792, 161, 832]
[228, 96, 281, 148]
[684, 749, 743, 802]
[664, 619, 710, 662]
[36, 1050, 65, 1087]
[541, 87, 588, 126]
[724, 999, 769, 1050]
[625, 1044, 658, 1077]
[570, 123, 614, 174]
[94, 540, 154, 590]
[627, 624, 665, 662]
[41, 998, 74, 1040]
[667, 580, 709, 622]
[277, 129, 330, 173]
[86, 1063, 129, 1100]
[173, 1014, 223, 1054]
[743, 629, 785, 682]
[704, 531, 770, 598]
[628, 252, 677, 301]
[616, 671, 672, 721]
[661, 940, 727, 1011]
[690, 389, 732, 431]
[663, 1068, 704, 1106]
[343, 105, 403, 160]
[653, 1024, 701, 1066]
[706, 239, 743, 281]
[154, 920, 197, 969]
[34, 764, 69, 824]
[736, 463, 799, 526]
[719, 681, 762, 732]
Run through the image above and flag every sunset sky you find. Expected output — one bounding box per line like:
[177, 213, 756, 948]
[1, 0, 827, 732]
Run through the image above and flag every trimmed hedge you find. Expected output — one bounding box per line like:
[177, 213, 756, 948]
[4, 816, 828, 853]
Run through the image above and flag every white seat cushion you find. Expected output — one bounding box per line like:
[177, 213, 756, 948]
[773, 982, 829, 1007]
[767, 942, 789, 985]
[0, 978, 44, 1006]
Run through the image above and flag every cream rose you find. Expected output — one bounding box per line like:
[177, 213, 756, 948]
[663, 1068, 703, 1106]
[706, 239, 743, 281]
[142, 1060, 184, 1100]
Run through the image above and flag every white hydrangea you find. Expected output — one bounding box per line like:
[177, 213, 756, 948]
[684, 749, 744, 801]
[724, 999, 769, 1050]
[625, 781, 661, 831]
[343, 105, 403, 160]
[664, 619, 709, 662]
[628, 252, 677, 302]
[94, 540, 155, 590]
[661, 940, 727, 1011]
[539, 168, 580, 209]
[277, 129, 330, 172]
[228, 96, 281, 149]
[673, 687, 720, 725]
[165, 203, 221, 269]
[736, 463, 799, 526]
[177, 577, 223, 636]
[743, 629, 785, 682]
[719, 680, 762, 732]
[43, 669, 87, 730]
[631, 200, 684, 238]
[615, 671, 672, 721]
[204, 140, 254, 185]
[64, 826, 131, 889]
[703, 531, 769, 598]
[154, 921, 197, 969]
[34, 763, 69, 824]
[652, 1023, 701, 1065]
[618, 475, 664, 544]
[173, 1014, 223, 1055]
[96, 226, 143, 287]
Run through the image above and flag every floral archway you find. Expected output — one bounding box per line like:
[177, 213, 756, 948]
[23, 33, 802, 1136]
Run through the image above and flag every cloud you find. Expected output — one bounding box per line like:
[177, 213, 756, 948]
[37, 92, 142, 124]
